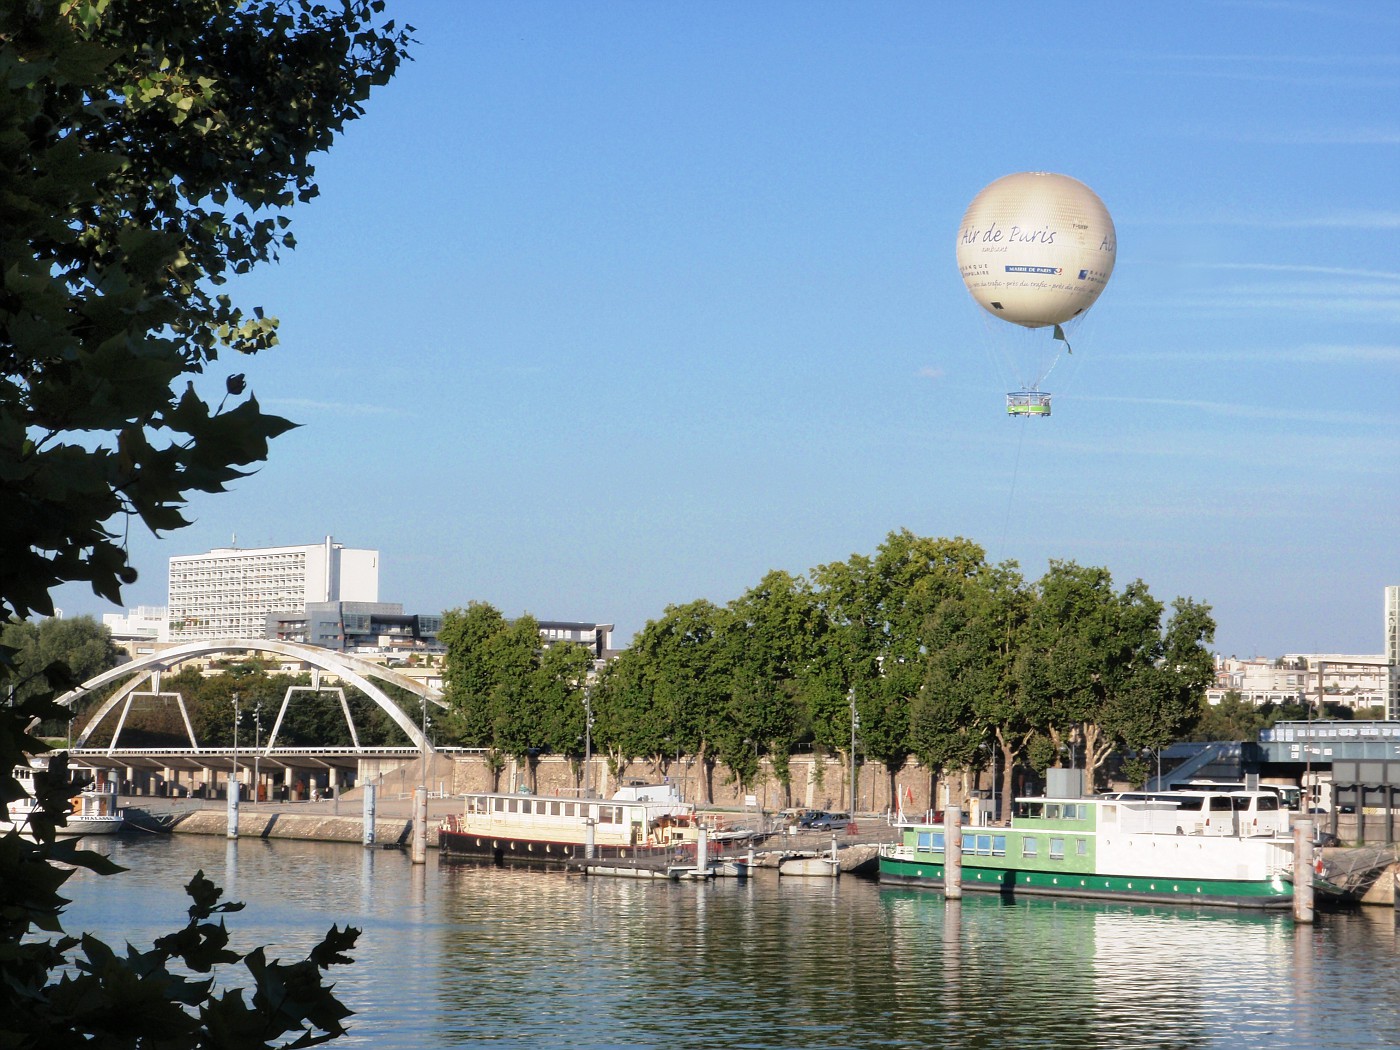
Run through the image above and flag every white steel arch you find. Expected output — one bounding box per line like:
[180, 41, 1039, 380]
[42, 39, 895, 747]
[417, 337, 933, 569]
[54, 639, 447, 754]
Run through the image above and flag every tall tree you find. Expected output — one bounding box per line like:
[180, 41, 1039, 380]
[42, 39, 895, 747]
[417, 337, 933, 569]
[0, 3, 410, 1044]
[0, 615, 121, 704]
[532, 641, 594, 780]
[911, 561, 1029, 815]
[624, 600, 730, 803]
[439, 602, 508, 745]
[1018, 563, 1179, 793]
[1106, 596, 1216, 765]
[813, 532, 989, 809]
[717, 570, 819, 800]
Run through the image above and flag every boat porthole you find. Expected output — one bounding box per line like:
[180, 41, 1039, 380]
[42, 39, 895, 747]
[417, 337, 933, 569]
[475, 839, 482, 847]
[546, 844, 552, 854]
[527, 843, 533, 852]
[492, 840, 499, 848]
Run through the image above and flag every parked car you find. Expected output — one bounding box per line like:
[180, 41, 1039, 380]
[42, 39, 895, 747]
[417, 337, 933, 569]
[800, 811, 851, 831]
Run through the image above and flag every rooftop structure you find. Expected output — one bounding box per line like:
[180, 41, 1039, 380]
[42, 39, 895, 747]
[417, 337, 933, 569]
[266, 601, 441, 654]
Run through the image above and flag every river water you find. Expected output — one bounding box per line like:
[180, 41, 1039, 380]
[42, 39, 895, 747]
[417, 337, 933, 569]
[58, 835, 1400, 1049]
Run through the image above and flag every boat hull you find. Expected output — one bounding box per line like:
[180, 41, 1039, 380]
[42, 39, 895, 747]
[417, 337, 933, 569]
[439, 829, 678, 867]
[878, 853, 1292, 910]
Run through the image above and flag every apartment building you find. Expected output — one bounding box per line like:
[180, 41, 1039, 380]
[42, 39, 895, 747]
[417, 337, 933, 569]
[1208, 653, 1390, 713]
[168, 537, 378, 641]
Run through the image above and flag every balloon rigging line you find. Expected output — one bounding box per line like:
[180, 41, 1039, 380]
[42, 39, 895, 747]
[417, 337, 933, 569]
[998, 414, 1030, 562]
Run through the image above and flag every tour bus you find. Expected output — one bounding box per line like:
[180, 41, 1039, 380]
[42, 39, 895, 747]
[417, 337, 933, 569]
[1170, 779, 1303, 812]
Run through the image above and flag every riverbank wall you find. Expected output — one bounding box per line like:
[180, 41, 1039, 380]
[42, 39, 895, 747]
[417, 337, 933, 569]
[164, 808, 437, 848]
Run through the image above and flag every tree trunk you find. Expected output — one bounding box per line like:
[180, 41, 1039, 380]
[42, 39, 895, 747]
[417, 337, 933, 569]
[998, 734, 1016, 823]
[1081, 722, 1108, 794]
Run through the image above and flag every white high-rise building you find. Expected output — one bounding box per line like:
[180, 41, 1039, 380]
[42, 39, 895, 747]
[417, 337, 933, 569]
[167, 537, 378, 641]
[1386, 585, 1400, 718]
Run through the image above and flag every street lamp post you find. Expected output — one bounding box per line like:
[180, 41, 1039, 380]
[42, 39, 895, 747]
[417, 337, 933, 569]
[583, 683, 593, 798]
[252, 702, 262, 804]
[849, 687, 858, 817]
[420, 697, 430, 791]
[231, 691, 240, 799]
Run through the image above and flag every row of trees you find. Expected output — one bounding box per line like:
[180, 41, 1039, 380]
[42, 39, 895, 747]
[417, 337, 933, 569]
[440, 530, 1217, 807]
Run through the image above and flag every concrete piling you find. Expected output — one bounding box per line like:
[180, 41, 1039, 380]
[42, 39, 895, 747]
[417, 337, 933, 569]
[362, 783, 377, 847]
[1294, 818, 1314, 924]
[945, 805, 963, 900]
[226, 781, 240, 840]
[411, 785, 427, 865]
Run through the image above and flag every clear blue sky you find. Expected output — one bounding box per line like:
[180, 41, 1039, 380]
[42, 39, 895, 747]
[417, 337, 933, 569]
[56, 1, 1400, 659]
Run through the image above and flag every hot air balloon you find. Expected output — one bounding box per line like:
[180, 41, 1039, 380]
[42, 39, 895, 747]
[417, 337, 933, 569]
[956, 172, 1116, 417]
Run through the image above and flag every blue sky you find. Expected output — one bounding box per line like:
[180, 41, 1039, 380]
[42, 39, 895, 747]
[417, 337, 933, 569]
[56, 1, 1400, 658]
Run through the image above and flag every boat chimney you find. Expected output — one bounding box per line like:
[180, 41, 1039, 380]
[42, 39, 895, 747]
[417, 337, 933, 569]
[1046, 767, 1082, 798]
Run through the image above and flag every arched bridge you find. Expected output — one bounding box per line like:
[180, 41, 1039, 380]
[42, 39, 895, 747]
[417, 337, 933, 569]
[53, 638, 448, 756]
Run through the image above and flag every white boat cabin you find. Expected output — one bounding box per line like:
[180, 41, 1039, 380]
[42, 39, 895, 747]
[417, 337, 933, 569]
[452, 788, 696, 850]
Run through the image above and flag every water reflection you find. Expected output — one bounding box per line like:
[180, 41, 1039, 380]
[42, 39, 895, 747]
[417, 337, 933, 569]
[54, 837, 1400, 1050]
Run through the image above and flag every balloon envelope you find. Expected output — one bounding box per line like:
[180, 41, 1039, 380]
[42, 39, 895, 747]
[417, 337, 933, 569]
[955, 172, 1116, 329]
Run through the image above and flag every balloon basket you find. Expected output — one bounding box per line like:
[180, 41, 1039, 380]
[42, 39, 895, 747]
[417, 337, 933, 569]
[1006, 390, 1052, 417]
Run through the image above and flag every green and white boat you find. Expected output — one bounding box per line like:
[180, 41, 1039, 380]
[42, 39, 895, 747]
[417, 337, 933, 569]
[879, 791, 1302, 910]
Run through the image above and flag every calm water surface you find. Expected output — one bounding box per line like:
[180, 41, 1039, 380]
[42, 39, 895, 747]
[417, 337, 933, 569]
[59, 835, 1400, 1049]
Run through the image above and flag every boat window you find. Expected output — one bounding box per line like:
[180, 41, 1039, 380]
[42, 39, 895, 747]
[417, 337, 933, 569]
[507, 799, 519, 814]
[962, 832, 975, 852]
[1022, 837, 1038, 857]
[599, 806, 618, 824]
[492, 797, 505, 813]
[916, 831, 936, 851]
[975, 834, 992, 855]
[992, 835, 1006, 857]
[932, 832, 945, 852]
[1046, 804, 1061, 819]
[1076, 838, 1088, 857]
[564, 802, 576, 817]
[549, 801, 561, 816]
[1049, 837, 1065, 860]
